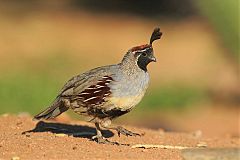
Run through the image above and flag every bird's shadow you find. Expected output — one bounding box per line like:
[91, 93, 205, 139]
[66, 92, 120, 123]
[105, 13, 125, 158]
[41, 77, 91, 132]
[22, 121, 114, 139]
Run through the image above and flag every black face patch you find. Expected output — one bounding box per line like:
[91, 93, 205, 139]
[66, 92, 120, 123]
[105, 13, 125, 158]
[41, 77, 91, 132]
[137, 54, 152, 71]
[136, 48, 155, 72]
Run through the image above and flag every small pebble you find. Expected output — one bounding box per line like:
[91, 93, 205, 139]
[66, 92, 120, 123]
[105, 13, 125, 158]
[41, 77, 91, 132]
[191, 130, 202, 138]
[25, 133, 31, 137]
[73, 146, 77, 150]
[16, 122, 23, 126]
[196, 141, 208, 148]
[55, 133, 67, 137]
[11, 156, 20, 160]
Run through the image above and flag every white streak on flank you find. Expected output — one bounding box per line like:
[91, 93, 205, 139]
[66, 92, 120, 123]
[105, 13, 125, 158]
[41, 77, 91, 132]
[102, 76, 109, 79]
[84, 97, 98, 102]
[96, 85, 105, 89]
[106, 80, 112, 82]
[79, 92, 89, 95]
[94, 90, 102, 93]
[86, 87, 96, 90]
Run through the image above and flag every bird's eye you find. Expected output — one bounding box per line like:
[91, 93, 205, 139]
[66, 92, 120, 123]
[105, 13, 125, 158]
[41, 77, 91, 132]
[142, 53, 147, 57]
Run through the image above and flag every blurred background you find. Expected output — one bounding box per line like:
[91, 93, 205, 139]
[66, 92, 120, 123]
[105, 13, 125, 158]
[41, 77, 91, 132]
[0, 0, 239, 137]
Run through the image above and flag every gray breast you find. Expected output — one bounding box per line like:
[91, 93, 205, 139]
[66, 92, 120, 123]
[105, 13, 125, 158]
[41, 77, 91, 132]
[104, 70, 149, 111]
[110, 69, 150, 100]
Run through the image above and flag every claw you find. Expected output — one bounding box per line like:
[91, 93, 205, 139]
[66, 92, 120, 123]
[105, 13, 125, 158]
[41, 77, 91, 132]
[116, 126, 141, 137]
[92, 135, 119, 145]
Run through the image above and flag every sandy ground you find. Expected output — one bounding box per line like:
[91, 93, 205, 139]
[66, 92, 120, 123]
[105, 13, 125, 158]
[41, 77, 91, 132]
[0, 114, 239, 160]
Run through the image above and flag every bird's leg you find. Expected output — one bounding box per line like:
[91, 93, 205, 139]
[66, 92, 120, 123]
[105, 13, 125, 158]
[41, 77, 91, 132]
[91, 123, 104, 142]
[100, 120, 141, 137]
[115, 126, 141, 137]
[92, 122, 119, 145]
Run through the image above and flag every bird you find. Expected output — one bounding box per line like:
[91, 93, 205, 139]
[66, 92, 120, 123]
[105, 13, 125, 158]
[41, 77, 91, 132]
[34, 28, 162, 144]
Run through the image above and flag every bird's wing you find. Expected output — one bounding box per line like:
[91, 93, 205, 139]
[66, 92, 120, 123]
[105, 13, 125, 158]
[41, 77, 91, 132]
[59, 65, 117, 107]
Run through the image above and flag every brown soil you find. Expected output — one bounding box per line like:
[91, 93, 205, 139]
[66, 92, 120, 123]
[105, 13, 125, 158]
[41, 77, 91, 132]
[0, 115, 239, 160]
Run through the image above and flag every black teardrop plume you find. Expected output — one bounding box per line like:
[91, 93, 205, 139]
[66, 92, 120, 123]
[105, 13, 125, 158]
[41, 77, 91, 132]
[150, 28, 162, 45]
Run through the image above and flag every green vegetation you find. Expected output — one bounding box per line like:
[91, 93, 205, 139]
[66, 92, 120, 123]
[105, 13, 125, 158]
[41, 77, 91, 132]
[139, 85, 208, 111]
[196, 0, 239, 59]
[0, 74, 62, 114]
[0, 73, 208, 115]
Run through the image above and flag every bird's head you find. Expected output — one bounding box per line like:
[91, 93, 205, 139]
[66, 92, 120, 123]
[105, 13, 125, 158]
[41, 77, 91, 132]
[121, 28, 162, 72]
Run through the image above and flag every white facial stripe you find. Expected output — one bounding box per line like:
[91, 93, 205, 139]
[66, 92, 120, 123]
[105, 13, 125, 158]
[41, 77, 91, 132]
[132, 47, 151, 54]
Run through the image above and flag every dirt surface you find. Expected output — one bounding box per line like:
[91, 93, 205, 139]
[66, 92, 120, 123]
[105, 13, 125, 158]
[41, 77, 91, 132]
[0, 114, 239, 160]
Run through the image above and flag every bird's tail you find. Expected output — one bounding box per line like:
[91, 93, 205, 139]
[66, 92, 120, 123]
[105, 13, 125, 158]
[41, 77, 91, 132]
[33, 98, 68, 120]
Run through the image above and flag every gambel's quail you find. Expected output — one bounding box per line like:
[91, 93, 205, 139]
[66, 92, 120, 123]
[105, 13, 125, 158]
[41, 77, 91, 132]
[34, 28, 162, 144]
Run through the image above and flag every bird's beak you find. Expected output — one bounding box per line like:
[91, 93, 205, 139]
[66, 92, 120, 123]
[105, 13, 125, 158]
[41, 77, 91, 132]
[149, 55, 157, 62]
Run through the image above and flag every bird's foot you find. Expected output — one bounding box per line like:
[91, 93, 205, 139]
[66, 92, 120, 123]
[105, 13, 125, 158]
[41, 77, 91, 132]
[116, 126, 141, 137]
[91, 135, 119, 145]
